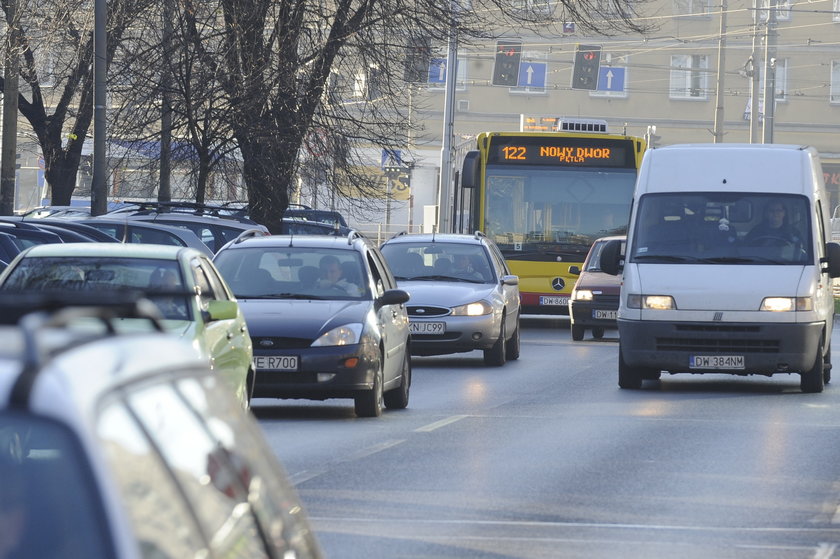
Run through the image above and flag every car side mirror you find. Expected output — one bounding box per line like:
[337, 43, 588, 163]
[501, 274, 518, 286]
[206, 300, 238, 321]
[569, 265, 581, 276]
[377, 288, 410, 308]
[600, 239, 624, 276]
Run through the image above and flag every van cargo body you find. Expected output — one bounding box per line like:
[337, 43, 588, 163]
[607, 144, 840, 392]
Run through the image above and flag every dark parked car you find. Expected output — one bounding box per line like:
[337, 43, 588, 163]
[213, 232, 411, 417]
[74, 217, 214, 256]
[568, 235, 624, 341]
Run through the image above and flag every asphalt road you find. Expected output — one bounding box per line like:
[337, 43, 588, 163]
[252, 317, 840, 559]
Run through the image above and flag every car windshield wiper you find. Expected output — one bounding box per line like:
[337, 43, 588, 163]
[240, 293, 321, 299]
[696, 256, 756, 264]
[411, 275, 483, 283]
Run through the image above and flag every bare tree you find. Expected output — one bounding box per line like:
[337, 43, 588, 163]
[0, 0, 156, 205]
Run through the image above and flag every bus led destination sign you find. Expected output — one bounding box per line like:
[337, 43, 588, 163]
[488, 136, 634, 168]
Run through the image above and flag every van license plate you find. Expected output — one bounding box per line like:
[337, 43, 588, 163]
[689, 355, 744, 370]
[255, 356, 299, 371]
[593, 309, 617, 320]
[540, 296, 569, 306]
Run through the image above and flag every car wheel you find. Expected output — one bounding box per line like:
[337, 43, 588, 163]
[484, 316, 507, 367]
[571, 324, 585, 341]
[384, 352, 411, 410]
[592, 327, 605, 339]
[824, 342, 832, 384]
[505, 317, 520, 361]
[355, 360, 384, 417]
[801, 339, 825, 393]
[618, 343, 643, 389]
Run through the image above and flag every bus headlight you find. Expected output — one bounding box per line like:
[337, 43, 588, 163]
[760, 297, 812, 312]
[627, 294, 676, 310]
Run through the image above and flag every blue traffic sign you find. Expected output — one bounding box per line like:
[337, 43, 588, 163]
[428, 58, 447, 84]
[597, 66, 625, 92]
[518, 62, 547, 89]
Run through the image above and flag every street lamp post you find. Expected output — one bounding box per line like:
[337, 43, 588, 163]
[91, 0, 107, 215]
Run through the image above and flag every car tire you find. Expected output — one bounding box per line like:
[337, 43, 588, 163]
[505, 317, 520, 361]
[484, 317, 507, 367]
[355, 360, 384, 417]
[592, 327, 605, 339]
[800, 339, 825, 393]
[384, 352, 411, 410]
[571, 324, 585, 341]
[618, 343, 643, 389]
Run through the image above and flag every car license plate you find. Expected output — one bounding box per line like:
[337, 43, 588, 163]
[539, 296, 569, 306]
[409, 321, 446, 335]
[593, 309, 617, 320]
[689, 355, 745, 370]
[255, 355, 299, 371]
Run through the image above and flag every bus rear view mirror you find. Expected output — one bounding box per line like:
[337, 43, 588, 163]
[461, 151, 480, 189]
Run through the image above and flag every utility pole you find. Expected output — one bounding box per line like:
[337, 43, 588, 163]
[1, 0, 20, 215]
[437, 3, 458, 234]
[749, 0, 761, 142]
[761, 0, 777, 144]
[712, 0, 727, 143]
[91, 0, 108, 215]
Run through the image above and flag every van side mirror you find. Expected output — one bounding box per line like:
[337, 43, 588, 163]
[600, 239, 623, 276]
[824, 242, 840, 278]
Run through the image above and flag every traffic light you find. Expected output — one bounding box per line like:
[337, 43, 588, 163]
[571, 44, 602, 90]
[492, 40, 522, 87]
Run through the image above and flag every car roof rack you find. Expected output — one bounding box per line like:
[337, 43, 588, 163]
[474, 231, 486, 240]
[232, 228, 271, 245]
[346, 230, 365, 245]
[2, 292, 167, 410]
[108, 200, 256, 223]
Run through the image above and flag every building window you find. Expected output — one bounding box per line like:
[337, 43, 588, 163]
[511, 0, 553, 16]
[590, 54, 629, 98]
[831, 61, 840, 104]
[759, 58, 788, 101]
[834, 0, 840, 22]
[674, 0, 712, 18]
[669, 54, 709, 99]
[510, 51, 547, 95]
[756, 0, 792, 22]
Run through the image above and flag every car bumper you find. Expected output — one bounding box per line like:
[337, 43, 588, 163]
[618, 318, 823, 374]
[252, 340, 380, 399]
[408, 313, 500, 356]
[569, 300, 618, 328]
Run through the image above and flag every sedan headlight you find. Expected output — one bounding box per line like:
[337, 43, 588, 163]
[760, 297, 813, 312]
[627, 294, 676, 310]
[573, 289, 594, 302]
[311, 323, 363, 346]
[450, 300, 493, 316]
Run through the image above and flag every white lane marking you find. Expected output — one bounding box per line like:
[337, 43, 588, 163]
[288, 439, 405, 485]
[414, 414, 469, 432]
[812, 542, 837, 559]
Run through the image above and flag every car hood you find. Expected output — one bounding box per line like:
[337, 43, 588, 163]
[396, 281, 496, 307]
[111, 318, 194, 337]
[237, 298, 371, 338]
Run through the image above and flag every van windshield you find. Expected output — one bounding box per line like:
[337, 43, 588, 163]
[629, 193, 813, 265]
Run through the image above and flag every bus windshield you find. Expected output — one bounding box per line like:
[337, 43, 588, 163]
[483, 164, 636, 261]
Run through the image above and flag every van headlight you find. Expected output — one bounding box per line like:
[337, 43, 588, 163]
[573, 290, 594, 302]
[451, 300, 493, 316]
[311, 323, 363, 346]
[627, 294, 676, 310]
[760, 297, 812, 312]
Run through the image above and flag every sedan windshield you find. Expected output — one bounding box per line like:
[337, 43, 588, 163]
[381, 242, 495, 283]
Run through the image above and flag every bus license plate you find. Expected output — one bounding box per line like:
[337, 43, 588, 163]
[255, 355, 299, 371]
[689, 355, 744, 370]
[539, 296, 569, 306]
[410, 321, 446, 335]
[593, 309, 617, 320]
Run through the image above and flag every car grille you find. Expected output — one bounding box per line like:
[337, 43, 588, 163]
[252, 336, 312, 349]
[411, 333, 462, 341]
[655, 324, 779, 353]
[593, 294, 619, 305]
[407, 305, 450, 318]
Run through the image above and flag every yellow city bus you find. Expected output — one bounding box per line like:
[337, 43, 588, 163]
[459, 120, 645, 316]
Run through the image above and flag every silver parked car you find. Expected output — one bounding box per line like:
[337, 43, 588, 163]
[380, 231, 521, 366]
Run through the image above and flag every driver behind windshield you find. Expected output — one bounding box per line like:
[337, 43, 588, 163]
[745, 199, 803, 246]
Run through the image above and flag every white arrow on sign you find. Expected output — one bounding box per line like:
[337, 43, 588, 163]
[436, 62, 446, 81]
[525, 65, 534, 85]
[604, 70, 614, 89]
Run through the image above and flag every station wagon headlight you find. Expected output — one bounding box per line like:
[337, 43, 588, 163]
[451, 300, 493, 316]
[627, 294, 676, 310]
[311, 323, 363, 346]
[760, 297, 812, 312]
[573, 290, 594, 302]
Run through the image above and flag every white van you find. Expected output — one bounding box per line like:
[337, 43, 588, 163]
[600, 144, 840, 392]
